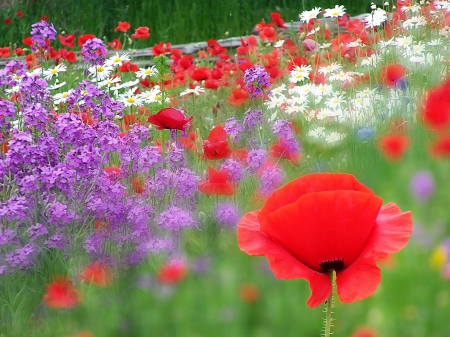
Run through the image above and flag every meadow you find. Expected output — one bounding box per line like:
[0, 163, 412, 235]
[1, 1, 450, 337]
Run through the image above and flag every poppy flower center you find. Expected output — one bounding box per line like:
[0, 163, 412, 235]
[319, 259, 344, 273]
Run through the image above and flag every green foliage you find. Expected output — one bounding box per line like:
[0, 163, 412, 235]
[0, 0, 374, 47]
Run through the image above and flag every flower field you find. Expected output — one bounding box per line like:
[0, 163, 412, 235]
[1, 1, 450, 337]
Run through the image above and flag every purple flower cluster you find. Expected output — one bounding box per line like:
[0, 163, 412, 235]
[30, 20, 57, 51]
[247, 149, 267, 171]
[156, 206, 197, 232]
[214, 203, 239, 228]
[81, 38, 108, 66]
[220, 159, 244, 183]
[410, 171, 435, 202]
[243, 65, 270, 99]
[224, 117, 244, 142]
[243, 109, 263, 134]
[258, 164, 284, 197]
[272, 119, 300, 153]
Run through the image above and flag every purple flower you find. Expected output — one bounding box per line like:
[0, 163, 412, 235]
[214, 203, 239, 228]
[81, 38, 107, 66]
[224, 117, 244, 142]
[243, 109, 263, 133]
[258, 165, 283, 197]
[44, 235, 66, 250]
[5, 243, 35, 268]
[26, 223, 48, 241]
[410, 171, 435, 202]
[220, 159, 244, 182]
[247, 149, 266, 171]
[173, 168, 200, 197]
[30, 20, 57, 50]
[243, 65, 270, 99]
[23, 103, 50, 131]
[156, 206, 197, 232]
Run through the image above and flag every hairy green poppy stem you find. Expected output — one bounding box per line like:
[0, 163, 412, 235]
[324, 270, 336, 337]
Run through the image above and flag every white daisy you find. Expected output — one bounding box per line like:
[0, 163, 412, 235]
[87, 64, 114, 81]
[325, 94, 346, 109]
[299, 7, 321, 23]
[135, 66, 158, 79]
[307, 126, 325, 138]
[329, 71, 354, 83]
[274, 40, 285, 48]
[323, 5, 346, 18]
[105, 53, 131, 67]
[325, 131, 346, 143]
[265, 94, 286, 109]
[318, 62, 342, 75]
[312, 83, 333, 97]
[289, 65, 312, 83]
[42, 64, 67, 81]
[180, 85, 205, 97]
[53, 90, 73, 104]
[117, 88, 143, 107]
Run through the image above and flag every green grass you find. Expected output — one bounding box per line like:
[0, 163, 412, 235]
[0, 0, 375, 47]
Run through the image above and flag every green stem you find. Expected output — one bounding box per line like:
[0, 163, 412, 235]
[324, 270, 336, 337]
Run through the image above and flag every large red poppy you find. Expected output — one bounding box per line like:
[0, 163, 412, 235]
[238, 173, 412, 308]
[203, 126, 231, 160]
[148, 108, 193, 130]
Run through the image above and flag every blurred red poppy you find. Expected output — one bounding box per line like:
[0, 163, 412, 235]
[42, 277, 80, 308]
[198, 167, 235, 196]
[239, 283, 260, 303]
[270, 12, 286, 28]
[380, 63, 407, 87]
[430, 134, 450, 157]
[59, 34, 75, 48]
[114, 21, 130, 33]
[228, 88, 249, 106]
[238, 173, 412, 308]
[78, 262, 113, 286]
[108, 38, 122, 50]
[4, 18, 11, 25]
[0, 47, 10, 58]
[270, 139, 300, 164]
[349, 326, 378, 337]
[420, 79, 450, 131]
[78, 34, 95, 48]
[148, 107, 193, 130]
[131, 26, 150, 39]
[378, 134, 410, 161]
[22, 36, 33, 47]
[157, 259, 188, 284]
[119, 61, 139, 73]
[16, 11, 23, 18]
[180, 132, 196, 151]
[152, 42, 171, 56]
[203, 126, 231, 160]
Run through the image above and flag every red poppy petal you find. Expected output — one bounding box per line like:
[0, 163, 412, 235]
[336, 256, 381, 303]
[238, 211, 331, 308]
[369, 203, 413, 258]
[258, 173, 374, 224]
[208, 125, 227, 142]
[261, 190, 383, 272]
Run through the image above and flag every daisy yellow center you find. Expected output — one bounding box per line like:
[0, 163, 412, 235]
[51, 69, 58, 74]
[154, 95, 161, 100]
[97, 66, 105, 72]
[62, 93, 69, 98]
[114, 57, 121, 63]
[332, 11, 340, 16]
[145, 69, 152, 74]
[126, 97, 135, 104]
